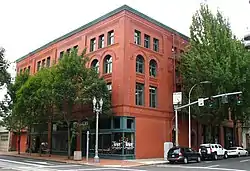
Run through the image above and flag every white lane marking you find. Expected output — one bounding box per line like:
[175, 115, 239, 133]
[42, 164, 81, 168]
[66, 168, 146, 171]
[240, 159, 250, 163]
[25, 160, 48, 165]
[157, 165, 247, 171]
[0, 158, 43, 167]
[208, 165, 220, 168]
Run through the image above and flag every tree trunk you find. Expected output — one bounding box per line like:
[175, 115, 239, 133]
[18, 133, 21, 155]
[67, 124, 71, 159]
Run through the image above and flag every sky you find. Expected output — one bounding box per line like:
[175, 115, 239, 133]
[0, 0, 250, 98]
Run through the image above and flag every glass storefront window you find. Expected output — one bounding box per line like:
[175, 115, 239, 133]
[124, 132, 135, 154]
[52, 133, 68, 152]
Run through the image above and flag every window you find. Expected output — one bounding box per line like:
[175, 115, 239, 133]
[135, 83, 144, 106]
[59, 51, 64, 59]
[149, 86, 157, 108]
[113, 117, 120, 129]
[37, 61, 41, 71]
[46, 57, 51, 67]
[136, 55, 144, 73]
[1, 135, 8, 141]
[99, 34, 105, 48]
[66, 48, 71, 54]
[153, 38, 159, 52]
[20, 69, 23, 74]
[42, 59, 46, 68]
[108, 30, 114, 45]
[144, 34, 150, 48]
[107, 83, 112, 92]
[28, 66, 31, 73]
[149, 59, 157, 77]
[23, 67, 26, 72]
[134, 30, 141, 45]
[127, 119, 134, 129]
[73, 45, 78, 51]
[103, 55, 112, 74]
[91, 59, 99, 73]
[90, 38, 96, 52]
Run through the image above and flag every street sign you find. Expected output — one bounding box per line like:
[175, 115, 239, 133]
[198, 98, 204, 106]
[173, 92, 182, 105]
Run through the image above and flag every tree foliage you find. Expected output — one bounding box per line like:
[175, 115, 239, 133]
[2, 48, 111, 157]
[0, 47, 11, 87]
[179, 4, 250, 125]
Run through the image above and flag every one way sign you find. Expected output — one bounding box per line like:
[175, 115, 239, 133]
[198, 98, 204, 106]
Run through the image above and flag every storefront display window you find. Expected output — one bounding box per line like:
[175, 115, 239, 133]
[123, 132, 135, 154]
[52, 133, 68, 152]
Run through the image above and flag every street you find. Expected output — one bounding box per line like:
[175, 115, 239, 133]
[1, 155, 250, 171]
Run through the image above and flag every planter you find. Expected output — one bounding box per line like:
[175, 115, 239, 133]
[73, 151, 82, 161]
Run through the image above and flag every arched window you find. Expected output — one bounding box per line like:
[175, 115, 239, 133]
[103, 55, 112, 74]
[136, 55, 144, 73]
[91, 59, 99, 73]
[149, 59, 157, 77]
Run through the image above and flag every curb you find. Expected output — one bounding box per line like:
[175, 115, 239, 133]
[0, 153, 168, 168]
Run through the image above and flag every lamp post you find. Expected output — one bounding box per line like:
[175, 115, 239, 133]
[92, 97, 103, 163]
[188, 81, 211, 148]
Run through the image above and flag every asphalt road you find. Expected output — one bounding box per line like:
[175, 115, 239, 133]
[0, 155, 250, 171]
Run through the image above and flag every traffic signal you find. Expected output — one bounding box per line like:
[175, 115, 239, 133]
[236, 94, 242, 105]
[208, 96, 215, 108]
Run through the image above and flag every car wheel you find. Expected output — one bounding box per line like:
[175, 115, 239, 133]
[183, 157, 188, 164]
[169, 161, 175, 164]
[197, 156, 201, 163]
[224, 153, 228, 159]
[214, 154, 218, 160]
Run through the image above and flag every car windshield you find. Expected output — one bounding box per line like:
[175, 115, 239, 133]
[228, 147, 237, 150]
[169, 148, 180, 154]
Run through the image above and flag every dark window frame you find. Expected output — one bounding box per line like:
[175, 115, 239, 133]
[98, 34, 105, 49]
[107, 30, 114, 45]
[149, 86, 157, 108]
[144, 34, 150, 48]
[136, 55, 145, 74]
[90, 38, 96, 52]
[153, 38, 159, 52]
[135, 83, 144, 106]
[134, 30, 141, 45]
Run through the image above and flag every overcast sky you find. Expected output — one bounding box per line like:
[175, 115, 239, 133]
[0, 0, 250, 98]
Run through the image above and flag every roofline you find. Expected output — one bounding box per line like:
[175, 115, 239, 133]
[16, 5, 189, 63]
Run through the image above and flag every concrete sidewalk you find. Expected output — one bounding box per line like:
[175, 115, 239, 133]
[0, 151, 168, 167]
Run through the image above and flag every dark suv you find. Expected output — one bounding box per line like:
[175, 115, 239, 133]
[167, 146, 201, 164]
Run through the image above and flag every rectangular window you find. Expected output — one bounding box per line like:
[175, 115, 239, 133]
[153, 38, 159, 52]
[20, 69, 23, 74]
[28, 66, 31, 73]
[66, 48, 71, 54]
[99, 34, 105, 48]
[46, 56, 51, 67]
[1, 135, 8, 141]
[23, 67, 26, 72]
[135, 83, 144, 106]
[108, 30, 114, 45]
[149, 86, 157, 108]
[37, 61, 41, 71]
[42, 59, 46, 68]
[107, 83, 112, 92]
[144, 34, 150, 48]
[59, 51, 64, 59]
[90, 38, 96, 52]
[134, 30, 141, 45]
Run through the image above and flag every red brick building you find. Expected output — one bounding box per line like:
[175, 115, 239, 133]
[15, 5, 239, 159]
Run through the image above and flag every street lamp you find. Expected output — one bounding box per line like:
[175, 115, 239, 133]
[188, 81, 211, 148]
[92, 97, 103, 163]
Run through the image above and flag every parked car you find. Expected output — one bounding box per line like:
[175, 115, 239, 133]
[227, 147, 248, 157]
[199, 143, 228, 160]
[167, 146, 201, 164]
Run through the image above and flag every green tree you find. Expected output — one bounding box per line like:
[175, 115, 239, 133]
[179, 4, 250, 142]
[53, 49, 111, 159]
[0, 47, 11, 87]
[1, 72, 30, 154]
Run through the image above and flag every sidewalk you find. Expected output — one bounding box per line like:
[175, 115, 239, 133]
[0, 151, 168, 168]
